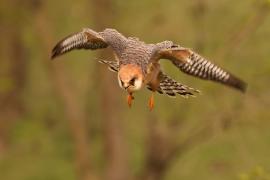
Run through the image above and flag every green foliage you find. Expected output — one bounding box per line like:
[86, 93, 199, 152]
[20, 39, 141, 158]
[238, 166, 270, 180]
[1, 0, 270, 179]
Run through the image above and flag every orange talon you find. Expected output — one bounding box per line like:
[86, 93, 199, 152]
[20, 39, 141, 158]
[148, 93, 154, 111]
[127, 93, 134, 108]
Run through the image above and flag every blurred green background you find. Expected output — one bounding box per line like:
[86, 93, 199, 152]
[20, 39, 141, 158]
[0, 0, 270, 180]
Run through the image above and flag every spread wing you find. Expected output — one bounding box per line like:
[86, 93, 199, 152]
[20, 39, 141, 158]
[51, 28, 108, 59]
[150, 45, 247, 92]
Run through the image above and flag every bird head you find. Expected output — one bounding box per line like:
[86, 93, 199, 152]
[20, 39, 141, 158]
[118, 64, 144, 92]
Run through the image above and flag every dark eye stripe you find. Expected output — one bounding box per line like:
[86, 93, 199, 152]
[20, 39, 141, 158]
[120, 80, 124, 86]
[129, 77, 136, 85]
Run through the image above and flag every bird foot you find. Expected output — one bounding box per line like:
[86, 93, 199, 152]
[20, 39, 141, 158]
[148, 93, 154, 111]
[127, 93, 134, 108]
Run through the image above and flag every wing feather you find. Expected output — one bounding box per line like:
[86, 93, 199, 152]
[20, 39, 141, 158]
[51, 28, 108, 59]
[151, 45, 247, 92]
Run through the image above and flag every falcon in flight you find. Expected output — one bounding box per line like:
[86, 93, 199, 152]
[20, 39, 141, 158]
[51, 28, 247, 110]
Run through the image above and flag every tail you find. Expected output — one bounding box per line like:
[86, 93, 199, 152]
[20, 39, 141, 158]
[147, 73, 200, 98]
[98, 60, 201, 98]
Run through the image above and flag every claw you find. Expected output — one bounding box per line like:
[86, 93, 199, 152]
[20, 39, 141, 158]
[148, 93, 154, 111]
[127, 93, 134, 108]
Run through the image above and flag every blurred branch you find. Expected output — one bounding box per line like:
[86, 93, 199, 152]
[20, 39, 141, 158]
[31, 1, 97, 180]
[141, 114, 213, 180]
[166, 121, 213, 166]
[141, 116, 172, 180]
[0, 0, 26, 153]
[90, 0, 131, 180]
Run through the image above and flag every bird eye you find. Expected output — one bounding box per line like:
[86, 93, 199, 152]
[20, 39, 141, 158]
[129, 77, 136, 86]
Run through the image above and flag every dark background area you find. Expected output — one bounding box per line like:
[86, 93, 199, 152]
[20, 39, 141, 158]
[0, 0, 270, 179]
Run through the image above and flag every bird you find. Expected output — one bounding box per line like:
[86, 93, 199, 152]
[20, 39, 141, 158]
[51, 28, 247, 110]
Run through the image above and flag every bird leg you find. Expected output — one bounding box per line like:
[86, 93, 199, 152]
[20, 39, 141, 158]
[127, 93, 134, 108]
[148, 93, 155, 111]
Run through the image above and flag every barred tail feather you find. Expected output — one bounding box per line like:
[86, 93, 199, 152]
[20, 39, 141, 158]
[148, 74, 200, 98]
[98, 60, 202, 97]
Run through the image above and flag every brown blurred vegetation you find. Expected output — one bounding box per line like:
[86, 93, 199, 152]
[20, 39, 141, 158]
[0, 0, 270, 180]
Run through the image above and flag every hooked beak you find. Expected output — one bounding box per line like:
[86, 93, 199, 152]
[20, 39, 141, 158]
[124, 84, 130, 90]
[121, 81, 130, 90]
[124, 85, 130, 92]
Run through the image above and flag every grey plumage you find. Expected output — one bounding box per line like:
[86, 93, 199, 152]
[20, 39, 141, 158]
[52, 28, 247, 95]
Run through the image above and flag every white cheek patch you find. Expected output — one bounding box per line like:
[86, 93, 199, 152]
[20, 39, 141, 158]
[133, 79, 143, 91]
[117, 75, 124, 89]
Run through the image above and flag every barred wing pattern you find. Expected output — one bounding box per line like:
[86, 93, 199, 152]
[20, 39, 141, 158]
[99, 60, 199, 98]
[155, 47, 247, 92]
[51, 28, 108, 59]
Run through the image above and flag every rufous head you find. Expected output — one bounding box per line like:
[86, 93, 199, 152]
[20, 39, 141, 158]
[118, 64, 144, 92]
